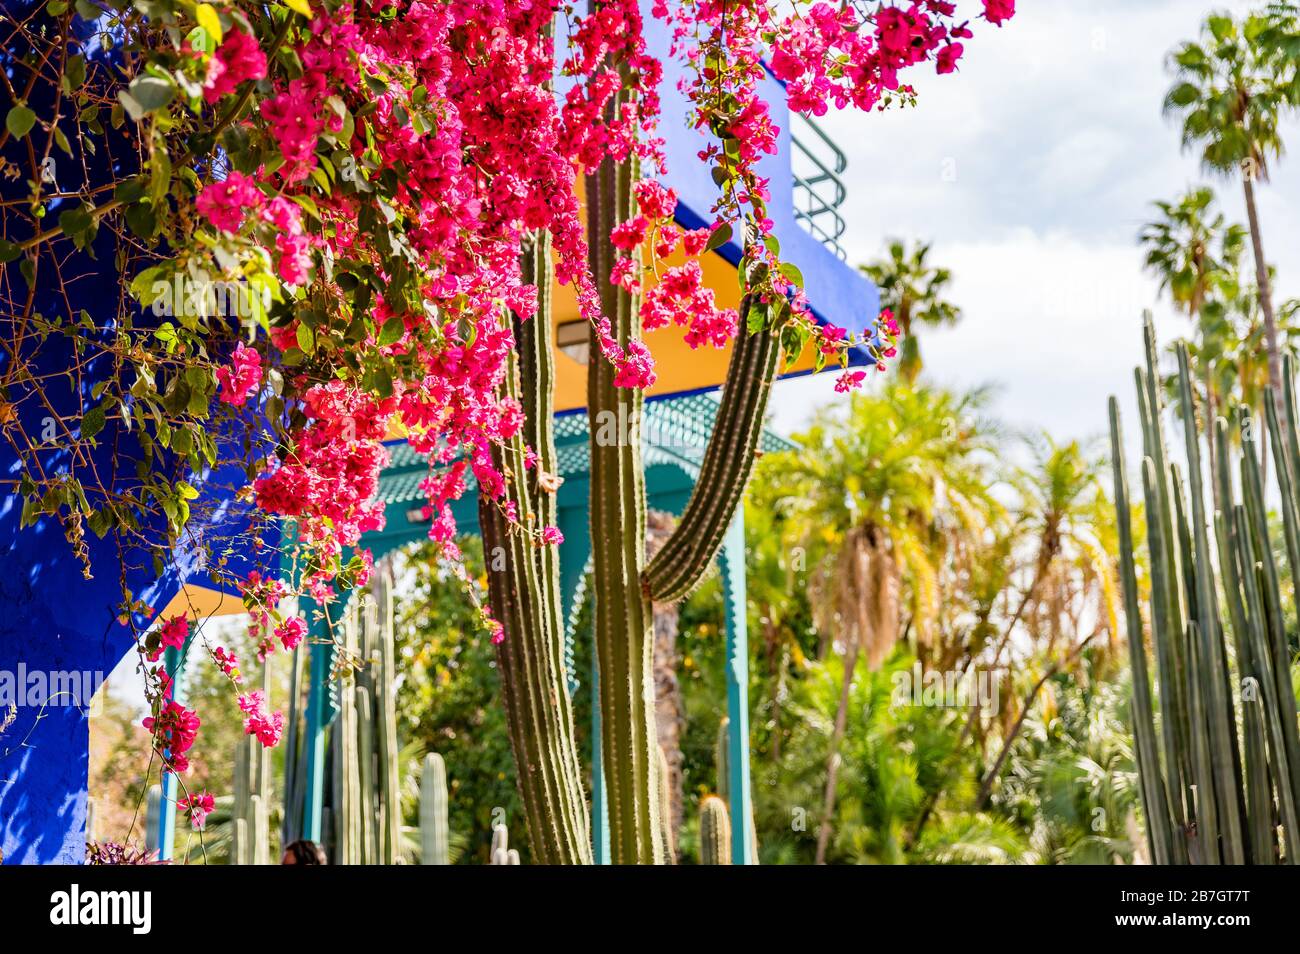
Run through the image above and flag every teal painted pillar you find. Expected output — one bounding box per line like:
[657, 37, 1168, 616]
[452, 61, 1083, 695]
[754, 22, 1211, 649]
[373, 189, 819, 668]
[155, 636, 192, 861]
[557, 506, 589, 695]
[718, 511, 754, 865]
[590, 649, 610, 864]
[300, 596, 336, 844]
[556, 517, 608, 862]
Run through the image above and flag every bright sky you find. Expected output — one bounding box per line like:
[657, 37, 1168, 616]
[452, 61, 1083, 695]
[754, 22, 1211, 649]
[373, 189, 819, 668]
[769, 0, 1300, 453]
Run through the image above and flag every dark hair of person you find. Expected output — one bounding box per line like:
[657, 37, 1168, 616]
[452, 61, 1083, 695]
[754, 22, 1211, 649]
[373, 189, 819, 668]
[282, 839, 327, 865]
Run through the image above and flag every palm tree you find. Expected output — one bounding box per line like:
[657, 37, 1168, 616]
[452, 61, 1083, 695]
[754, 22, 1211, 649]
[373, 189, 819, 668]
[973, 435, 1120, 808]
[1164, 10, 1300, 429]
[1139, 186, 1246, 478]
[861, 240, 962, 385]
[758, 383, 1003, 863]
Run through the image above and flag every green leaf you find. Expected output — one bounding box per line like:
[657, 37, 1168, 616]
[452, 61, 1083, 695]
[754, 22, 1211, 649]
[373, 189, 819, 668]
[296, 322, 316, 353]
[5, 105, 36, 139]
[127, 76, 176, 115]
[114, 177, 147, 203]
[81, 405, 106, 439]
[117, 91, 144, 123]
[58, 204, 95, 249]
[64, 55, 86, 93]
[778, 262, 804, 289]
[0, 240, 21, 264]
[378, 316, 405, 346]
[704, 222, 733, 253]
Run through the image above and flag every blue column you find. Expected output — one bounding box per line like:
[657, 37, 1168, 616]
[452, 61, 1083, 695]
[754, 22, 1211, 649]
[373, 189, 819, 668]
[557, 506, 589, 695]
[557, 508, 608, 862]
[718, 511, 754, 865]
[154, 640, 188, 861]
[300, 596, 336, 844]
[590, 649, 610, 864]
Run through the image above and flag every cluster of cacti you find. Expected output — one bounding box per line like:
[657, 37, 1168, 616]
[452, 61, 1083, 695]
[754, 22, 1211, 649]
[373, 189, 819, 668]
[1110, 318, 1300, 864]
[489, 823, 521, 865]
[225, 660, 274, 866]
[230, 730, 272, 865]
[698, 796, 731, 865]
[420, 753, 450, 865]
[322, 564, 403, 864]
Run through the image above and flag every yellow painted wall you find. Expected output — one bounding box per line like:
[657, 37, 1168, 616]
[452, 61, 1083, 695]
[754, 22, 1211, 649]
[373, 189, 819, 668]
[551, 241, 826, 411]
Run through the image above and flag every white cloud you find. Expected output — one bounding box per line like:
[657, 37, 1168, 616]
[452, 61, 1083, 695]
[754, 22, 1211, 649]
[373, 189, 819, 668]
[771, 0, 1300, 459]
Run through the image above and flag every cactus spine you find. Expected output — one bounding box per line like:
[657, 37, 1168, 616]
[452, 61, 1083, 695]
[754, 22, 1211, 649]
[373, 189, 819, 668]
[698, 795, 731, 865]
[420, 753, 450, 865]
[1110, 317, 1300, 864]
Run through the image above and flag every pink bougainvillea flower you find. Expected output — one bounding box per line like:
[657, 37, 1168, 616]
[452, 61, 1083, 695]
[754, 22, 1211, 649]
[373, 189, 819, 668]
[146, 614, 189, 663]
[936, 43, 964, 74]
[984, 0, 1015, 26]
[203, 29, 267, 103]
[178, 790, 215, 829]
[213, 646, 242, 682]
[275, 615, 307, 652]
[216, 343, 262, 407]
[834, 370, 868, 393]
[142, 700, 201, 773]
[237, 690, 285, 747]
[195, 171, 263, 234]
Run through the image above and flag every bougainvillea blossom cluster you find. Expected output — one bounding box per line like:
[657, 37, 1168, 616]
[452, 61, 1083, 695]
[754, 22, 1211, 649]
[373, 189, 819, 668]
[130, 0, 1012, 783]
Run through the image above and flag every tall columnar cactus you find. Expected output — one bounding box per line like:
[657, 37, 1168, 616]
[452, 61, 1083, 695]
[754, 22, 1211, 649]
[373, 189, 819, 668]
[420, 753, 450, 865]
[581, 131, 785, 866]
[698, 795, 731, 865]
[480, 48, 792, 863]
[655, 745, 676, 864]
[320, 572, 407, 865]
[478, 229, 593, 865]
[1110, 317, 1300, 864]
[231, 668, 273, 865]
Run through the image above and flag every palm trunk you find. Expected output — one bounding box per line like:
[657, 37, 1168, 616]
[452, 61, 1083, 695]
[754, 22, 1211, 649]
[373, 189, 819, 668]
[814, 629, 861, 864]
[1243, 175, 1286, 436]
[974, 664, 1059, 808]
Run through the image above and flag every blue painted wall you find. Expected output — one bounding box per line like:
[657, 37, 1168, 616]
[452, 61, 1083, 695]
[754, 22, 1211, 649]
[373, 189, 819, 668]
[0, 3, 269, 862]
[641, 8, 881, 349]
